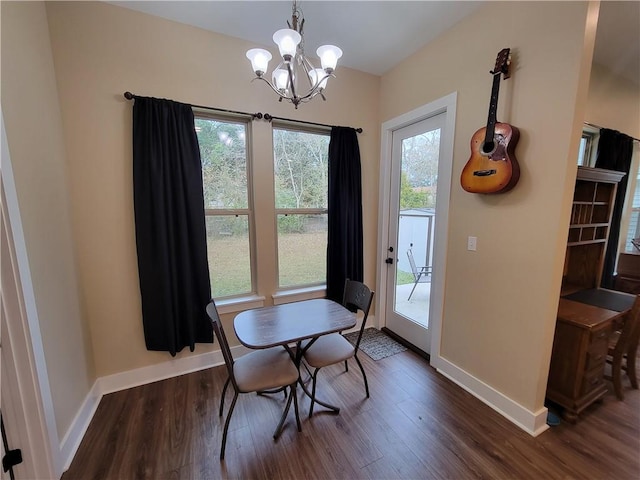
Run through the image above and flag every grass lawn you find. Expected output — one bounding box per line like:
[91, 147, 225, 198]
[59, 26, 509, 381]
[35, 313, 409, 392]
[208, 232, 413, 297]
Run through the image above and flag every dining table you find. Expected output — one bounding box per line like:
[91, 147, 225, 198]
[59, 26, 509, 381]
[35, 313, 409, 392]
[234, 298, 356, 413]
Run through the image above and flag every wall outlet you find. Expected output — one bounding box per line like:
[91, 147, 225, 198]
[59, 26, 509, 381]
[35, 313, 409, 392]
[467, 236, 477, 251]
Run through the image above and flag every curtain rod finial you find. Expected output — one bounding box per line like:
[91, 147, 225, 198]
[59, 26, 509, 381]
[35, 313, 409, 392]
[124, 91, 134, 100]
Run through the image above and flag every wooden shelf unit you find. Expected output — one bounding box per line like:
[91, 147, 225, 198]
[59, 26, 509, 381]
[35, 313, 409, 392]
[563, 166, 625, 290]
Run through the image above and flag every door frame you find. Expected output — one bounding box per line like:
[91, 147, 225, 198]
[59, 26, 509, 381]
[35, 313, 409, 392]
[376, 92, 457, 366]
[1, 112, 59, 478]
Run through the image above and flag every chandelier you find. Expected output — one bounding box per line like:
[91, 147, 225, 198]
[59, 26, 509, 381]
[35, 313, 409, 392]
[245, 1, 342, 108]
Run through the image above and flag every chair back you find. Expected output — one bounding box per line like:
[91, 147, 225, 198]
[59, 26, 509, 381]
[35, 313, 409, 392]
[343, 279, 374, 352]
[206, 301, 237, 388]
[407, 249, 419, 279]
[614, 295, 640, 357]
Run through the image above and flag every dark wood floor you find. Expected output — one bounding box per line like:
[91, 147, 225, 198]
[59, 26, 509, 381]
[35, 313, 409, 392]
[62, 348, 640, 480]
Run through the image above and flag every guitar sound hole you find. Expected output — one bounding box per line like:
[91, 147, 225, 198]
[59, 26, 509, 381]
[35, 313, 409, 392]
[482, 142, 495, 154]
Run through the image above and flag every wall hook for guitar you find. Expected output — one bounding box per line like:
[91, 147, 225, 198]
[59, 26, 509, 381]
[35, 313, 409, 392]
[461, 48, 520, 194]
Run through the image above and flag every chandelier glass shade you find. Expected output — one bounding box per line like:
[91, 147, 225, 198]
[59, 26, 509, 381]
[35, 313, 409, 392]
[245, 1, 342, 108]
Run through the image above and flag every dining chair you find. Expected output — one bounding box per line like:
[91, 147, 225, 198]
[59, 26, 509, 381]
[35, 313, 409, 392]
[605, 294, 640, 400]
[206, 301, 301, 460]
[302, 279, 374, 417]
[407, 248, 432, 300]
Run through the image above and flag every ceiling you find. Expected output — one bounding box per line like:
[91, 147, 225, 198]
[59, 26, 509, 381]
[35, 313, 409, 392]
[109, 1, 638, 83]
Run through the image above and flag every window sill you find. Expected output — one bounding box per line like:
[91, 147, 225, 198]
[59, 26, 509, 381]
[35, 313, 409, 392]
[215, 295, 266, 315]
[214, 286, 327, 314]
[272, 285, 326, 305]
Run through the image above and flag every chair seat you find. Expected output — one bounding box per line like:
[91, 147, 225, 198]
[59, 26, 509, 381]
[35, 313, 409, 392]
[303, 333, 355, 368]
[234, 348, 299, 393]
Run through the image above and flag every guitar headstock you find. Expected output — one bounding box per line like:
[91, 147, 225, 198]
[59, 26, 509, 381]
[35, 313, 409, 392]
[490, 48, 511, 79]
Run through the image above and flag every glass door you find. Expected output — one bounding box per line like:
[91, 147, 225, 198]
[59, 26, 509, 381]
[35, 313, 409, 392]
[385, 113, 445, 353]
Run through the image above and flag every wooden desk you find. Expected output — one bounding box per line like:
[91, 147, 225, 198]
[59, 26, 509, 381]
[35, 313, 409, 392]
[547, 294, 631, 423]
[234, 299, 356, 413]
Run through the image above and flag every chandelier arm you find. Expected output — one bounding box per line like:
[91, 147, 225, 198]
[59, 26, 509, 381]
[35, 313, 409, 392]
[285, 62, 298, 102]
[252, 76, 293, 101]
[299, 55, 318, 90]
[295, 72, 336, 102]
[252, 70, 335, 106]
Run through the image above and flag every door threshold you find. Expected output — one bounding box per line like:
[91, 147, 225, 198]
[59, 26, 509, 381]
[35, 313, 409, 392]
[381, 327, 430, 361]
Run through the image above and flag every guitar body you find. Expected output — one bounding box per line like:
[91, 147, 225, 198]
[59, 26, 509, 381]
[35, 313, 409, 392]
[461, 122, 520, 194]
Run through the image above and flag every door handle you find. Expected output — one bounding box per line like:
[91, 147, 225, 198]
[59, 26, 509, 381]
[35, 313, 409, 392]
[385, 257, 394, 264]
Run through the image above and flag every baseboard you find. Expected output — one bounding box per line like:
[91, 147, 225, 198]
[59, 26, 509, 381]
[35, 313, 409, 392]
[59, 380, 101, 471]
[434, 355, 549, 437]
[97, 348, 228, 396]
[59, 344, 250, 471]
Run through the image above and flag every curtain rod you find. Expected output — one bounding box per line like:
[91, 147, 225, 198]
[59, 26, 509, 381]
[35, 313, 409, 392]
[123, 92, 263, 120]
[263, 113, 363, 133]
[123, 92, 363, 133]
[584, 121, 639, 142]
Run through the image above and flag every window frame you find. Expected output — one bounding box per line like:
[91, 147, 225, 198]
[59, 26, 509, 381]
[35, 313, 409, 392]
[194, 109, 258, 302]
[272, 121, 331, 291]
[578, 125, 600, 167]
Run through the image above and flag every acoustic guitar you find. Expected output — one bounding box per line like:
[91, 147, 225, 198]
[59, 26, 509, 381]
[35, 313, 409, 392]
[461, 48, 520, 194]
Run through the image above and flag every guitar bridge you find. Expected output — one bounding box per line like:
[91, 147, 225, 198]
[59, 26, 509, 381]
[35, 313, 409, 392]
[473, 169, 497, 177]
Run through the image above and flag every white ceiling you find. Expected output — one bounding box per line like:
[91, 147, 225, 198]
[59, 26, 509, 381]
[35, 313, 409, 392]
[109, 1, 639, 83]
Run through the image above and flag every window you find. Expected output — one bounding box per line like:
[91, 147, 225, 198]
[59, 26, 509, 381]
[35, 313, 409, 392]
[577, 125, 640, 254]
[273, 126, 330, 288]
[624, 160, 640, 251]
[577, 126, 599, 167]
[196, 114, 254, 298]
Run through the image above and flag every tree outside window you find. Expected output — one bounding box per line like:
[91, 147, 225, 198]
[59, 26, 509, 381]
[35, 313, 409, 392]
[273, 126, 329, 288]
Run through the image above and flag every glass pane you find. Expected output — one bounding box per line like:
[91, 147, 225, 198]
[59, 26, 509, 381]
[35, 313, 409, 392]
[626, 165, 640, 249]
[273, 128, 329, 209]
[196, 118, 248, 209]
[277, 214, 327, 287]
[400, 129, 440, 210]
[577, 137, 588, 166]
[395, 127, 441, 328]
[206, 215, 251, 297]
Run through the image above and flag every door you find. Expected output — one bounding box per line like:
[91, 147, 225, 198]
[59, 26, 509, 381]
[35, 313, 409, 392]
[378, 94, 456, 357]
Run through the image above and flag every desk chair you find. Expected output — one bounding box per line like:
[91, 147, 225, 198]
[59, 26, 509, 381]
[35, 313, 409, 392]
[206, 301, 301, 460]
[407, 248, 432, 300]
[302, 279, 374, 417]
[605, 294, 640, 400]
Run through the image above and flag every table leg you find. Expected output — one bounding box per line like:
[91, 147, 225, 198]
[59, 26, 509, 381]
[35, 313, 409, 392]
[292, 341, 341, 414]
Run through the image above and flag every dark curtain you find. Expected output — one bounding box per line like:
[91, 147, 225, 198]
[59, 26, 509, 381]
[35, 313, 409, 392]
[326, 127, 364, 302]
[594, 128, 634, 289]
[132, 96, 213, 355]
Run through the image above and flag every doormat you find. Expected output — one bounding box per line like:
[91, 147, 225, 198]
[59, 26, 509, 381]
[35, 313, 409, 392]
[343, 328, 407, 360]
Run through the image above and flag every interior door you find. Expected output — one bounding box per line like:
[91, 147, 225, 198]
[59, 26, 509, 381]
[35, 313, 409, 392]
[384, 113, 446, 353]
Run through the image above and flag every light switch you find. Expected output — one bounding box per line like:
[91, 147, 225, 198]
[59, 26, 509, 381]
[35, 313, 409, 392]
[467, 236, 477, 251]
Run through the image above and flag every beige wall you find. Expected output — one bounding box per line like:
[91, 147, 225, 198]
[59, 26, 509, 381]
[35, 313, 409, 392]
[380, 1, 597, 411]
[586, 62, 640, 138]
[1, 1, 94, 438]
[44, 1, 380, 377]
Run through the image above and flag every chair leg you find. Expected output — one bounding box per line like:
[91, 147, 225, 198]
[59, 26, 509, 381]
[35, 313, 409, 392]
[626, 348, 638, 389]
[344, 359, 349, 372]
[309, 368, 320, 418]
[613, 354, 624, 400]
[219, 376, 231, 417]
[628, 362, 638, 390]
[292, 383, 302, 432]
[408, 278, 420, 300]
[354, 353, 370, 398]
[220, 390, 238, 460]
[273, 386, 294, 439]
